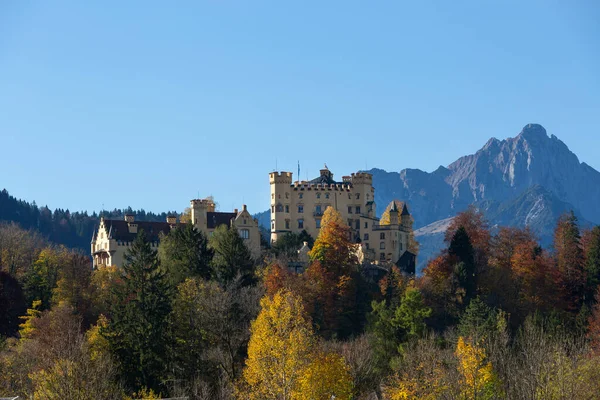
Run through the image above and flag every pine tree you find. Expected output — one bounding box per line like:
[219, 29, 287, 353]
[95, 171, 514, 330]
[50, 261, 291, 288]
[449, 227, 476, 305]
[102, 230, 172, 394]
[209, 225, 255, 285]
[158, 223, 213, 286]
[553, 211, 585, 312]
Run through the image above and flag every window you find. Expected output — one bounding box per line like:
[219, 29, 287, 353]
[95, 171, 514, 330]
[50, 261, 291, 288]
[278, 194, 281, 199]
[315, 205, 322, 214]
[299, 193, 303, 199]
[348, 206, 352, 214]
[355, 220, 360, 229]
[380, 252, 385, 261]
[285, 205, 289, 213]
[240, 229, 249, 239]
[325, 193, 329, 199]
[276, 204, 283, 212]
[348, 193, 351, 199]
[366, 243, 370, 249]
[298, 205, 304, 213]
[348, 219, 353, 227]
[271, 193, 274, 199]
[271, 220, 275, 230]
[356, 193, 360, 200]
[316, 219, 321, 228]
[316, 193, 321, 199]
[399, 242, 403, 251]
[380, 232, 385, 239]
[243, 219, 247, 224]
[285, 220, 290, 229]
[271, 205, 275, 213]
[355, 206, 361, 214]
[298, 219, 304, 229]
[364, 233, 369, 240]
[285, 192, 289, 199]
[380, 242, 385, 249]
[364, 222, 368, 228]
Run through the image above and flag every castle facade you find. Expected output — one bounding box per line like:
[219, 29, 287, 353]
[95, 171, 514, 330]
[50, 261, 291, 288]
[91, 199, 260, 268]
[269, 167, 414, 266]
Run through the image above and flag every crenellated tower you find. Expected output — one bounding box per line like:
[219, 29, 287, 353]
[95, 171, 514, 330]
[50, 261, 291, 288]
[269, 171, 293, 243]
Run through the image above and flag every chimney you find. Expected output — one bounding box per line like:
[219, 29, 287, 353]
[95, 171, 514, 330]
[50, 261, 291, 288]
[166, 215, 177, 224]
[234, 208, 238, 214]
[124, 214, 134, 223]
[243, 204, 247, 212]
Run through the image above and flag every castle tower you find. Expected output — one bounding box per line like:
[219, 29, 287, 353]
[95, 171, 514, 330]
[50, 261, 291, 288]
[350, 172, 375, 216]
[389, 201, 399, 225]
[190, 198, 214, 230]
[269, 171, 293, 243]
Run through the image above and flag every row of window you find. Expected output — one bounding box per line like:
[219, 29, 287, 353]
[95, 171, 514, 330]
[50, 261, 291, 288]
[272, 192, 369, 201]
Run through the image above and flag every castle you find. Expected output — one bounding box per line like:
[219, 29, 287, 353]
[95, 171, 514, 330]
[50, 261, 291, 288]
[91, 199, 260, 268]
[269, 167, 415, 270]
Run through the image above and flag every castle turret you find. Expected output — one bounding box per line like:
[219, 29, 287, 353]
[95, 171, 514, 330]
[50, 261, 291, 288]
[269, 171, 293, 243]
[389, 201, 399, 225]
[191, 198, 215, 230]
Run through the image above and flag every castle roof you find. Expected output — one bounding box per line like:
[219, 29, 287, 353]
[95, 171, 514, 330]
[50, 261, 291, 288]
[102, 219, 173, 242]
[207, 212, 237, 229]
[385, 200, 411, 216]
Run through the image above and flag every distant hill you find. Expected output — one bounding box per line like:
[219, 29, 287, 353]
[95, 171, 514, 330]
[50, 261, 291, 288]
[368, 124, 600, 271]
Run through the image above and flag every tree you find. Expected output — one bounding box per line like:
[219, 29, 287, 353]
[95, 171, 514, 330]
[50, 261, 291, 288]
[210, 225, 255, 285]
[445, 207, 491, 272]
[242, 290, 315, 400]
[271, 230, 314, 258]
[102, 230, 172, 393]
[392, 285, 432, 344]
[553, 211, 585, 312]
[23, 247, 70, 310]
[455, 336, 500, 400]
[449, 227, 476, 305]
[589, 287, 600, 354]
[309, 207, 357, 276]
[583, 226, 600, 304]
[170, 277, 262, 392]
[0, 270, 27, 337]
[294, 352, 353, 400]
[158, 223, 213, 286]
[51, 253, 93, 325]
[458, 297, 497, 343]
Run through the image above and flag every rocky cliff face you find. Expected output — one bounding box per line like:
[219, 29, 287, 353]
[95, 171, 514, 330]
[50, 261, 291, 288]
[369, 124, 600, 271]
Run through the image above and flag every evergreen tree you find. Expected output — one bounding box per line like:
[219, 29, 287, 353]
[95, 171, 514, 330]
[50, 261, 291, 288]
[584, 226, 600, 304]
[449, 227, 476, 305]
[553, 211, 585, 312]
[209, 225, 255, 285]
[458, 297, 497, 342]
[158, 223, 213, 286]
[102, 230, 172, 394]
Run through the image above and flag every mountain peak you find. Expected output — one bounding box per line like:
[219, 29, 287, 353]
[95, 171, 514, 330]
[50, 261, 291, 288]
[518, 123, 548, 143]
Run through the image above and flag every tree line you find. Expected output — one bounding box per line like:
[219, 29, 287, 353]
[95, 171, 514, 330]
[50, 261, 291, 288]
[1, 205, 600, 399]
[0, 188, 176, 251]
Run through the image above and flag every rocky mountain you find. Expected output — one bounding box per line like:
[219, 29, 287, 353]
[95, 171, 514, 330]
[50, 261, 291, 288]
[369, 124, 600, 271]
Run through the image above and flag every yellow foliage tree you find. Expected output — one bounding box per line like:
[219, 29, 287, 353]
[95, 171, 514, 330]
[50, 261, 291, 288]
[309, 207, 357, 276]
[242, 289, 315, 400]
[18, 299, 42, 340]
[294, 352, 353, 400]
[455, 336, 500, 400]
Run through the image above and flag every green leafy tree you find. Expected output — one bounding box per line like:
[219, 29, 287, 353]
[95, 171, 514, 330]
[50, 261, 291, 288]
[458, 297, 497, 343]
[209, 225, 255, 285]
[271, 230, 314, 258]
[158, 223, 213, 286]
[102, 230, 172, 394]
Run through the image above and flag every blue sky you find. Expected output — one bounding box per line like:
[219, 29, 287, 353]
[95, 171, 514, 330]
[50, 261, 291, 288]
[1, 1, 598, 215]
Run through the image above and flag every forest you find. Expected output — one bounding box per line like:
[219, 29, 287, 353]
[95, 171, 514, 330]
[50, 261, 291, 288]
[1, 204, 600, 399]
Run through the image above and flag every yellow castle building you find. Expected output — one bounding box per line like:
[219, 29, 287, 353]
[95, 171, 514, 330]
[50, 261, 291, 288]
[269, 166, 415, 270]
[91, 198, 260, 268]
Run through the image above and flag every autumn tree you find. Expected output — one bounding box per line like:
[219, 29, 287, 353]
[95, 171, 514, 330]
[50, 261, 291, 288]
[445, 206, 491, 272]
[210, 224, 255, 285]
[294, 352, 353, 400]
[455, 336, 501, 400]
[102, 230, 172, 394]
[309, 207, 357, 276]
[23, 246, 71, 310]
[242, 289, 315, 400]
[158, 222, 213, 286]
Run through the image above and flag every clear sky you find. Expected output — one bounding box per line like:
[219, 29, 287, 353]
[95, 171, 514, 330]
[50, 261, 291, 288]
[1, 1, 599, 215]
